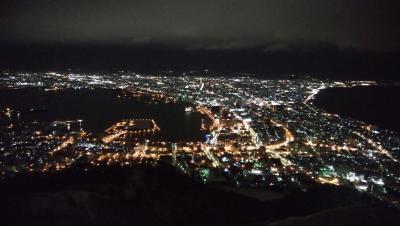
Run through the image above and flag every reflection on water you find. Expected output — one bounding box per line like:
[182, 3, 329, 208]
[0, 88, 204, 141]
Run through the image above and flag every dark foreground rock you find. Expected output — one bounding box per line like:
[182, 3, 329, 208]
[0, 164, 398, 226]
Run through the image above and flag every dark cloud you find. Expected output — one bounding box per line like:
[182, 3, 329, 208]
[0, 0, 399, 51]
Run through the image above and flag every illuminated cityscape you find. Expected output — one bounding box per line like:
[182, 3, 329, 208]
[1, 71, 399, 206]
[2, 0, 400, 224]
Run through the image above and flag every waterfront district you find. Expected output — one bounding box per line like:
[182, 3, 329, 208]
[1, 71, 400, 205]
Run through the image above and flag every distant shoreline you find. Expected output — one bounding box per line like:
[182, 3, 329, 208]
[313, 85, 400, 133]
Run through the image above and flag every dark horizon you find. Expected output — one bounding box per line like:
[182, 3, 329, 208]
[1, 43, 399, 80]
[2, 0, 400, 80]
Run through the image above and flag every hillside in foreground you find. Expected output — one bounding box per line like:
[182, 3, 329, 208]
[0, 164, 398, 226]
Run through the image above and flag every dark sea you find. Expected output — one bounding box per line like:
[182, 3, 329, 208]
[0, 88, 204, 141]
[313, 86, 400, 132]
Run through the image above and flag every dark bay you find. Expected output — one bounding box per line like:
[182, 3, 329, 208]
[313, 86, 400, 132]
[0, 88, 204, 141]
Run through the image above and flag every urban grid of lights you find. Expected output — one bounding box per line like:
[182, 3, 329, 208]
[0, 71, 399, 206]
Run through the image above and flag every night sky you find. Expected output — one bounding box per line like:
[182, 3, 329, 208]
[1, 0, 399, 77]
